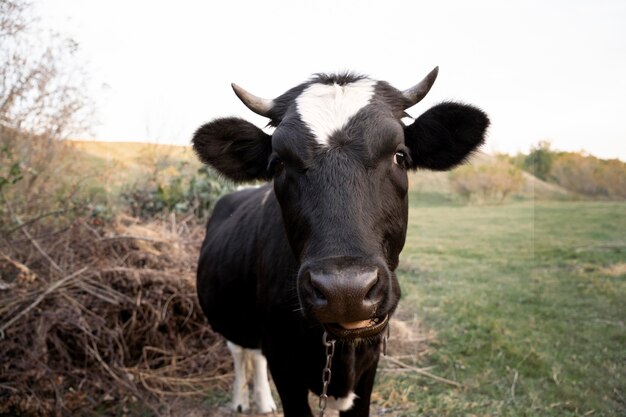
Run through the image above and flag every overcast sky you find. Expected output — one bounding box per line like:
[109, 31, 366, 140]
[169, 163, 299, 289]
[39, 0, 626, 160]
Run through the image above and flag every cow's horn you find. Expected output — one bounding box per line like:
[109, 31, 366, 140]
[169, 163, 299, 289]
[231, 83, 274, 117]
[402, 66, 439, 108]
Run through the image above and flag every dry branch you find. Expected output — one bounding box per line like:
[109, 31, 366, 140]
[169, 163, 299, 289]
[19, 220, 64, 273]
[98, 234, 168, 243]
[0, 266, 87, 339]
[381, 355, 464, 388]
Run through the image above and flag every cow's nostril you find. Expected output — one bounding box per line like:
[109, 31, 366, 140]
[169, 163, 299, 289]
[364, 278, 380, 302]
[362, 269, 379, 301]
[312, 284, 326, 302]
[309, 276, 328, 303]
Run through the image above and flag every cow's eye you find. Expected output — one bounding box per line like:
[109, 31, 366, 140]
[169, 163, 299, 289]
[267, 154, 284, 176]
[393, 151, 409, 168]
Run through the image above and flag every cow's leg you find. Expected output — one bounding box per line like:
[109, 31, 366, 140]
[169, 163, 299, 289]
[250, 349, 277, 413]
[339, 357, 379, 417]
[227, 341, 250, 412]
[267, 354, 313, 417]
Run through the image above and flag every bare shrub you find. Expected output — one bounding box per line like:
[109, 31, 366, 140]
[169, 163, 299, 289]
[0, 0, 93, 231]
[0, 0, 91, 136]
[449, 157, 524, 203]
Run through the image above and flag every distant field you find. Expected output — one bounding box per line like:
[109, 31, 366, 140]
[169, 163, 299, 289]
[70, 140, 201, 193]
[71, 140, 194, 164]
[374, 198, 626, 416]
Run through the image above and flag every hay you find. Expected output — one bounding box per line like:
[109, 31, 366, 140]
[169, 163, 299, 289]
[0, 215, 229, 416]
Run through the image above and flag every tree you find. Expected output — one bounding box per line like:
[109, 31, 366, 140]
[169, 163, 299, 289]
[0, 0, 93, 228]
[523, 140, 554, 180]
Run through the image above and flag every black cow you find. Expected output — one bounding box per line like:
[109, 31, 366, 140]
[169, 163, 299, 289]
[192, 67, 489, 417]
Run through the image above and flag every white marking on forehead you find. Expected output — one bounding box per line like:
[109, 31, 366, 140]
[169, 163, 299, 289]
[296, 78, 376, 147]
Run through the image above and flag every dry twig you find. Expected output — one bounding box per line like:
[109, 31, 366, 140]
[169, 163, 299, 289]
[0, 266, 88, 339]
[381, 355, 464, 388]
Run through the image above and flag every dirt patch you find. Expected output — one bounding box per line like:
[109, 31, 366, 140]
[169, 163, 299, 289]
[601, 262, 626, 277]
[384, 316, 433, 360]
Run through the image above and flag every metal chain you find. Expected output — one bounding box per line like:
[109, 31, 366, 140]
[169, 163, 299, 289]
[317, 324, 390, 416]
[319, 331, 335, 417]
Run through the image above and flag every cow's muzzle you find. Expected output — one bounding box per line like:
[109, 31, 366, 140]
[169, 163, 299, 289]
[298, 257, 394, 339]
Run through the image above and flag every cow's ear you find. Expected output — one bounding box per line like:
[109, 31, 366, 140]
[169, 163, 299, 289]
[192, 117, 272, 182]
[404, 102, 489, 171]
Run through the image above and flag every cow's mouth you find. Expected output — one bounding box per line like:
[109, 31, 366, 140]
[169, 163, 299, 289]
[324, 314, 389, 339]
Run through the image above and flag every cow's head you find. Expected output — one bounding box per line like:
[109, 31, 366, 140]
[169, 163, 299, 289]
[193, 68, 489, 340]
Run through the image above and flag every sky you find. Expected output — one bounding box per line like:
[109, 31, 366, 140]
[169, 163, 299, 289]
[39, 0, 626, 160]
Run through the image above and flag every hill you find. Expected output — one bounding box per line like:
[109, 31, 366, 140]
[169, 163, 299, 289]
[70, 140, 201, 192]
[409, 152, 572, 201]
[71, 140, 195, 165]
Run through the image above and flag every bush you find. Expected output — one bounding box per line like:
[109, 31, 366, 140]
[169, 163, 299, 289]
[121, 164, 234, 220]
[550, 153, 626, 199]
[0, 127, 107, 237]
[449, 157, 524, 203]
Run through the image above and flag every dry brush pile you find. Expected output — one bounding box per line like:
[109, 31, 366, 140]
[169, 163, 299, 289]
[0, 214, 230, 416]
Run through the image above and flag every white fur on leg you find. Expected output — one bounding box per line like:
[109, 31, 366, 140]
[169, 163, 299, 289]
[327, 391, 358, 411]
[227, 341, 250, 412]
[250, 349, 277, 413]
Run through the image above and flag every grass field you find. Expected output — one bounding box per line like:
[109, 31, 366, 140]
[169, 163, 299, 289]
[373, 197, 626, 416]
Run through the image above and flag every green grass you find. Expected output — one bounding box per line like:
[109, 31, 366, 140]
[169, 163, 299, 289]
[375, 198, 626, 416]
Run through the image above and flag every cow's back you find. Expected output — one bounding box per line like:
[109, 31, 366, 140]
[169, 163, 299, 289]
[197, 185, 270, 348]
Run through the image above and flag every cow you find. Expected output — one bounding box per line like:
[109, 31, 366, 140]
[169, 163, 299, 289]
[192, 67, 489, 417]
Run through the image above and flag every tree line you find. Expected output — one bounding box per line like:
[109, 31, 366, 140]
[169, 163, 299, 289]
[447, 140, 625, 202]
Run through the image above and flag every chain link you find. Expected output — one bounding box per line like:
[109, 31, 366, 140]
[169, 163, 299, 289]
[319, 331, 335, 417]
